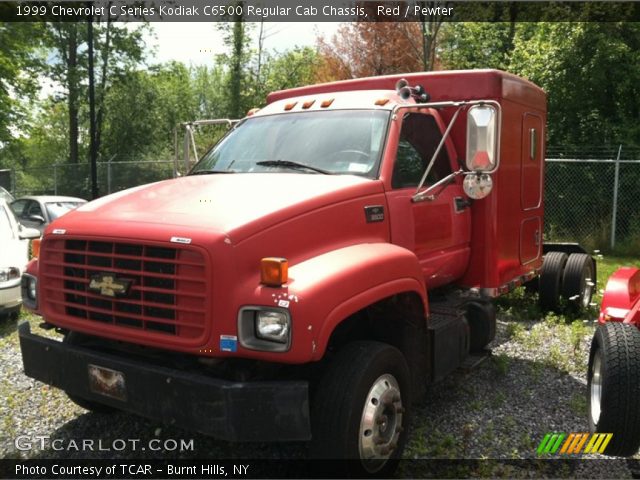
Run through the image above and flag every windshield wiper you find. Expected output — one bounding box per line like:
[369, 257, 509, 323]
[189, 170, 236, 175]
[256, 160, 333, 175]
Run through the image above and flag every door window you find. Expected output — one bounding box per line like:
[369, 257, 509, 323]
[392, 113, 452, 189]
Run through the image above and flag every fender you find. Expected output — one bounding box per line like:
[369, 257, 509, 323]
[599, 267, 640, 325]
[284, 243, 427, 361]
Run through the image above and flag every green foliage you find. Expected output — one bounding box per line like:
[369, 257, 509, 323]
[0, 23, 45, 144]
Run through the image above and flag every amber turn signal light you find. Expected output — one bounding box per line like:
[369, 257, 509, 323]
[31, 238, 41, 259]
[260, 257, 288, 287]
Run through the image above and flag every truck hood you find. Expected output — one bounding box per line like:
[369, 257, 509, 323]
[56, 174, 383, 242]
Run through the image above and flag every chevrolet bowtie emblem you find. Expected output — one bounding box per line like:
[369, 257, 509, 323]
[88, 273, 133, 297]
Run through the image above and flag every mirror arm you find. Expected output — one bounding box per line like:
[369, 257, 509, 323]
[413, 106, 464, 196]
[412, 169, 465, 203]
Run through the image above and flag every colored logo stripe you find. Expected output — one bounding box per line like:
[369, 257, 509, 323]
[538, 433, 613, 455]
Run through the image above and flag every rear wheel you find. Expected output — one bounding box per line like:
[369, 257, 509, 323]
[310, 341, 410, 476]
[562, 253, 595, 311]
[63, 332, 117, 414]
[539, 251, 568, 312]
[588, 323, 640, 456]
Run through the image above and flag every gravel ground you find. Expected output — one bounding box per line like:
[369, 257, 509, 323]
[1, 309, 638, 478]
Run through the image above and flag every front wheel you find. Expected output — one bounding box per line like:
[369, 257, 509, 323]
[588, 322, 640, 456]
[310, 341, 411, 476]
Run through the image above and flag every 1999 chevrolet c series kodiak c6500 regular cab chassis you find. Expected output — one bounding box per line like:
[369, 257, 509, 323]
[18, 70, 596, 475]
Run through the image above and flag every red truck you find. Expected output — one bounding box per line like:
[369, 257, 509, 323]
[19, 69, 595, 475]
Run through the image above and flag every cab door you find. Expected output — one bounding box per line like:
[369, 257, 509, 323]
[386, 112, 471, 288]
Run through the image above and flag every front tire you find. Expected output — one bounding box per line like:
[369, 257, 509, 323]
[310, 341, 411, 476]
[588, 323, 640, 456]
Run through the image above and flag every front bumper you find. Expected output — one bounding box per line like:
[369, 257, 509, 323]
[18, 322, 311, 442]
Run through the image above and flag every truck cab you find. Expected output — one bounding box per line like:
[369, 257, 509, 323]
[19, 70, 567, 475]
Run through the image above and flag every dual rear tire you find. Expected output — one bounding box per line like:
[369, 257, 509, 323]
[539, 252, 594, 312]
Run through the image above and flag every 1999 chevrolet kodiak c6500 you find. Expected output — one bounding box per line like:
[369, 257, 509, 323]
[19, 70, 595, 474]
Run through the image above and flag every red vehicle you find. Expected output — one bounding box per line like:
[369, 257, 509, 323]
[19, 70, 594, 474]
[588, 266, 640, 456]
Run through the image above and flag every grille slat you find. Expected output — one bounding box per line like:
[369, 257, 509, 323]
[41, 238, 208, 339]
[42, 260, 205, 283]
[42, 286, 206, 315]
[45, 247, 203, 266]
[45, 298, 204, 328]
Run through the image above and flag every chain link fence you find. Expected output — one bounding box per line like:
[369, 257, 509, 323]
[545, 146, 640, 253]
[4, 146, 640, 253]
[9, 160, 175, 200]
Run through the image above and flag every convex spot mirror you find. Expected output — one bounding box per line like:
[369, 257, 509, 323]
[466, 104, 498, 172]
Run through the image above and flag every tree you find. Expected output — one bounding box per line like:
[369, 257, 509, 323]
[45, 21, 146, 164]
[0, 23, 44, 147]
[316, 22, 424, 81]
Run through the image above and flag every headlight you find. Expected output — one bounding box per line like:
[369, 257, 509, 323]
[256, 310, 289, 343]
[238, 307, 291, 352]
[0, 267, 20, 284]
[27, 276, 37, 300]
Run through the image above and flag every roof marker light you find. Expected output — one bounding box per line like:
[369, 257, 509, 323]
[284, 102, 297, 111]
[375, 98, 390, 106]
[302, 100, 315, 109]
[320, 98, 334, 108]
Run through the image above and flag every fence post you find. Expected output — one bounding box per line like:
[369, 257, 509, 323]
[610, 144, 622, 250]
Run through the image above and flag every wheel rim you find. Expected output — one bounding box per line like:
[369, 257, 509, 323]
[581, 268, 595, 309]
[590, 349, 602, 426]
[359, 373, 403, 473]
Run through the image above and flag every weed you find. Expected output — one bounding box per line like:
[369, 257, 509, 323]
[492, 390, 506, 407]
[569, 394, 587, 416]
[492, 354, 510, 375]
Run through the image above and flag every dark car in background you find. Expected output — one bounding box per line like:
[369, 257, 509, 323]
[11, 195, 87, 234]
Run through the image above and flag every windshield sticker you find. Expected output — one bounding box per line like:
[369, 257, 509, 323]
[348, 163, 369, 173]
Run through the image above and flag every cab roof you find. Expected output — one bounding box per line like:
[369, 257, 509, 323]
[266, 69, 546, 112]
[255, 90, 407, 117]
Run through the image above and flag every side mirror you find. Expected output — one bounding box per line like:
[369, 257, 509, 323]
[19, 226, 41, 240]
[28, 214, 45, 224]
[466, 104, 499, 172]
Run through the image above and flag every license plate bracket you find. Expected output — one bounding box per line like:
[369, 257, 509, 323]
[88, 364, 127, 401]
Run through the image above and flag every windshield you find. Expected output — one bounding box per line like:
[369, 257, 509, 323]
[191, 110, 389, 177]
[46, 201, 85, 221]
